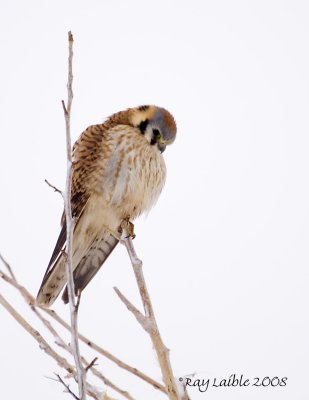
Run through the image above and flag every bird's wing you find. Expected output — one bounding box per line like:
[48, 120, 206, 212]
[37, 123, 116, 306]
[62, 233, 118, 303]
[36, 184, 91, 306]
[36, 200, 91, 306]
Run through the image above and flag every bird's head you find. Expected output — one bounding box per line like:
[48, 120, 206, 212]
[130, 105, 177, 153]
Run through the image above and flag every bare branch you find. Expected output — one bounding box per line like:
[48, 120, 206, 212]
[48, 374, 105, 400]
[33, 293, 130, 399]
[0, 267, 165, 393]
[48, 307, 165, 393]
[60, 30, 87, 400]
[120, 234, 187, 400]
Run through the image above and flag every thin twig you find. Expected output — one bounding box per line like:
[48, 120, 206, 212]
[85, 357, 98, 373]
[81, 357, 135, 400]
[0, 252, 17, 282]
[56, 374, 80, 400]
[48, 374, 104, 400]
[119, 234, 186, 400]
[44, 179, 63, 196]
[62, 31, 87, 400]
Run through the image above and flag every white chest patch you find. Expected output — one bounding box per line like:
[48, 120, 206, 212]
[99, 126, 166, 220]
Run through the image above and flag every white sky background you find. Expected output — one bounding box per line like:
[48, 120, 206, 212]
[0, 0, 308, 399]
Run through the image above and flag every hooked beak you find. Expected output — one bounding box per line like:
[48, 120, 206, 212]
[157, 137, 172, 153]
[158, 143, 166, 153]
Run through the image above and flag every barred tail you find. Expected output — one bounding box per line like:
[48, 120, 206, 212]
[36, 230, 118, 307]
[62, 234, 118, 304]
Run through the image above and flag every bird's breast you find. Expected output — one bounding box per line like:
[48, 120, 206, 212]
[97, 126, 166, 220]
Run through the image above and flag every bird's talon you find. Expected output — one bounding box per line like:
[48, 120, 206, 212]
[120, 219, 135, 239]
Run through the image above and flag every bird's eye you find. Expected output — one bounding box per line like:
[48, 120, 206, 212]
[152, 129, 160, 137]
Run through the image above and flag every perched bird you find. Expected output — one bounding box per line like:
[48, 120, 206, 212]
[36, 105, 177, 307]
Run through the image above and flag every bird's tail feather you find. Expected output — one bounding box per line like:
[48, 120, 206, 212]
[36, 233, 118, 307]
[62, 234, 118, 303]
[36, 253, 67, 307]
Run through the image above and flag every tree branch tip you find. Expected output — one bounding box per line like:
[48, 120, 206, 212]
[55, 374, 80, 400]
[0, 253, 18, 282]
[85, 357, 98, 372]
[44, 179, 63, 195]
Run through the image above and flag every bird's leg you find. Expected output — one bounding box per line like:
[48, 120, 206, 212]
[119, 218, 136, 239]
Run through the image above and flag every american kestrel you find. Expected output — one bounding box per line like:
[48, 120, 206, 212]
[36, 105, 177, 307]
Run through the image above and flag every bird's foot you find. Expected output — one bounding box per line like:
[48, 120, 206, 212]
[119, 218, 136, 239]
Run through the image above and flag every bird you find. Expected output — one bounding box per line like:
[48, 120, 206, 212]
[36, 105, 177, 307]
